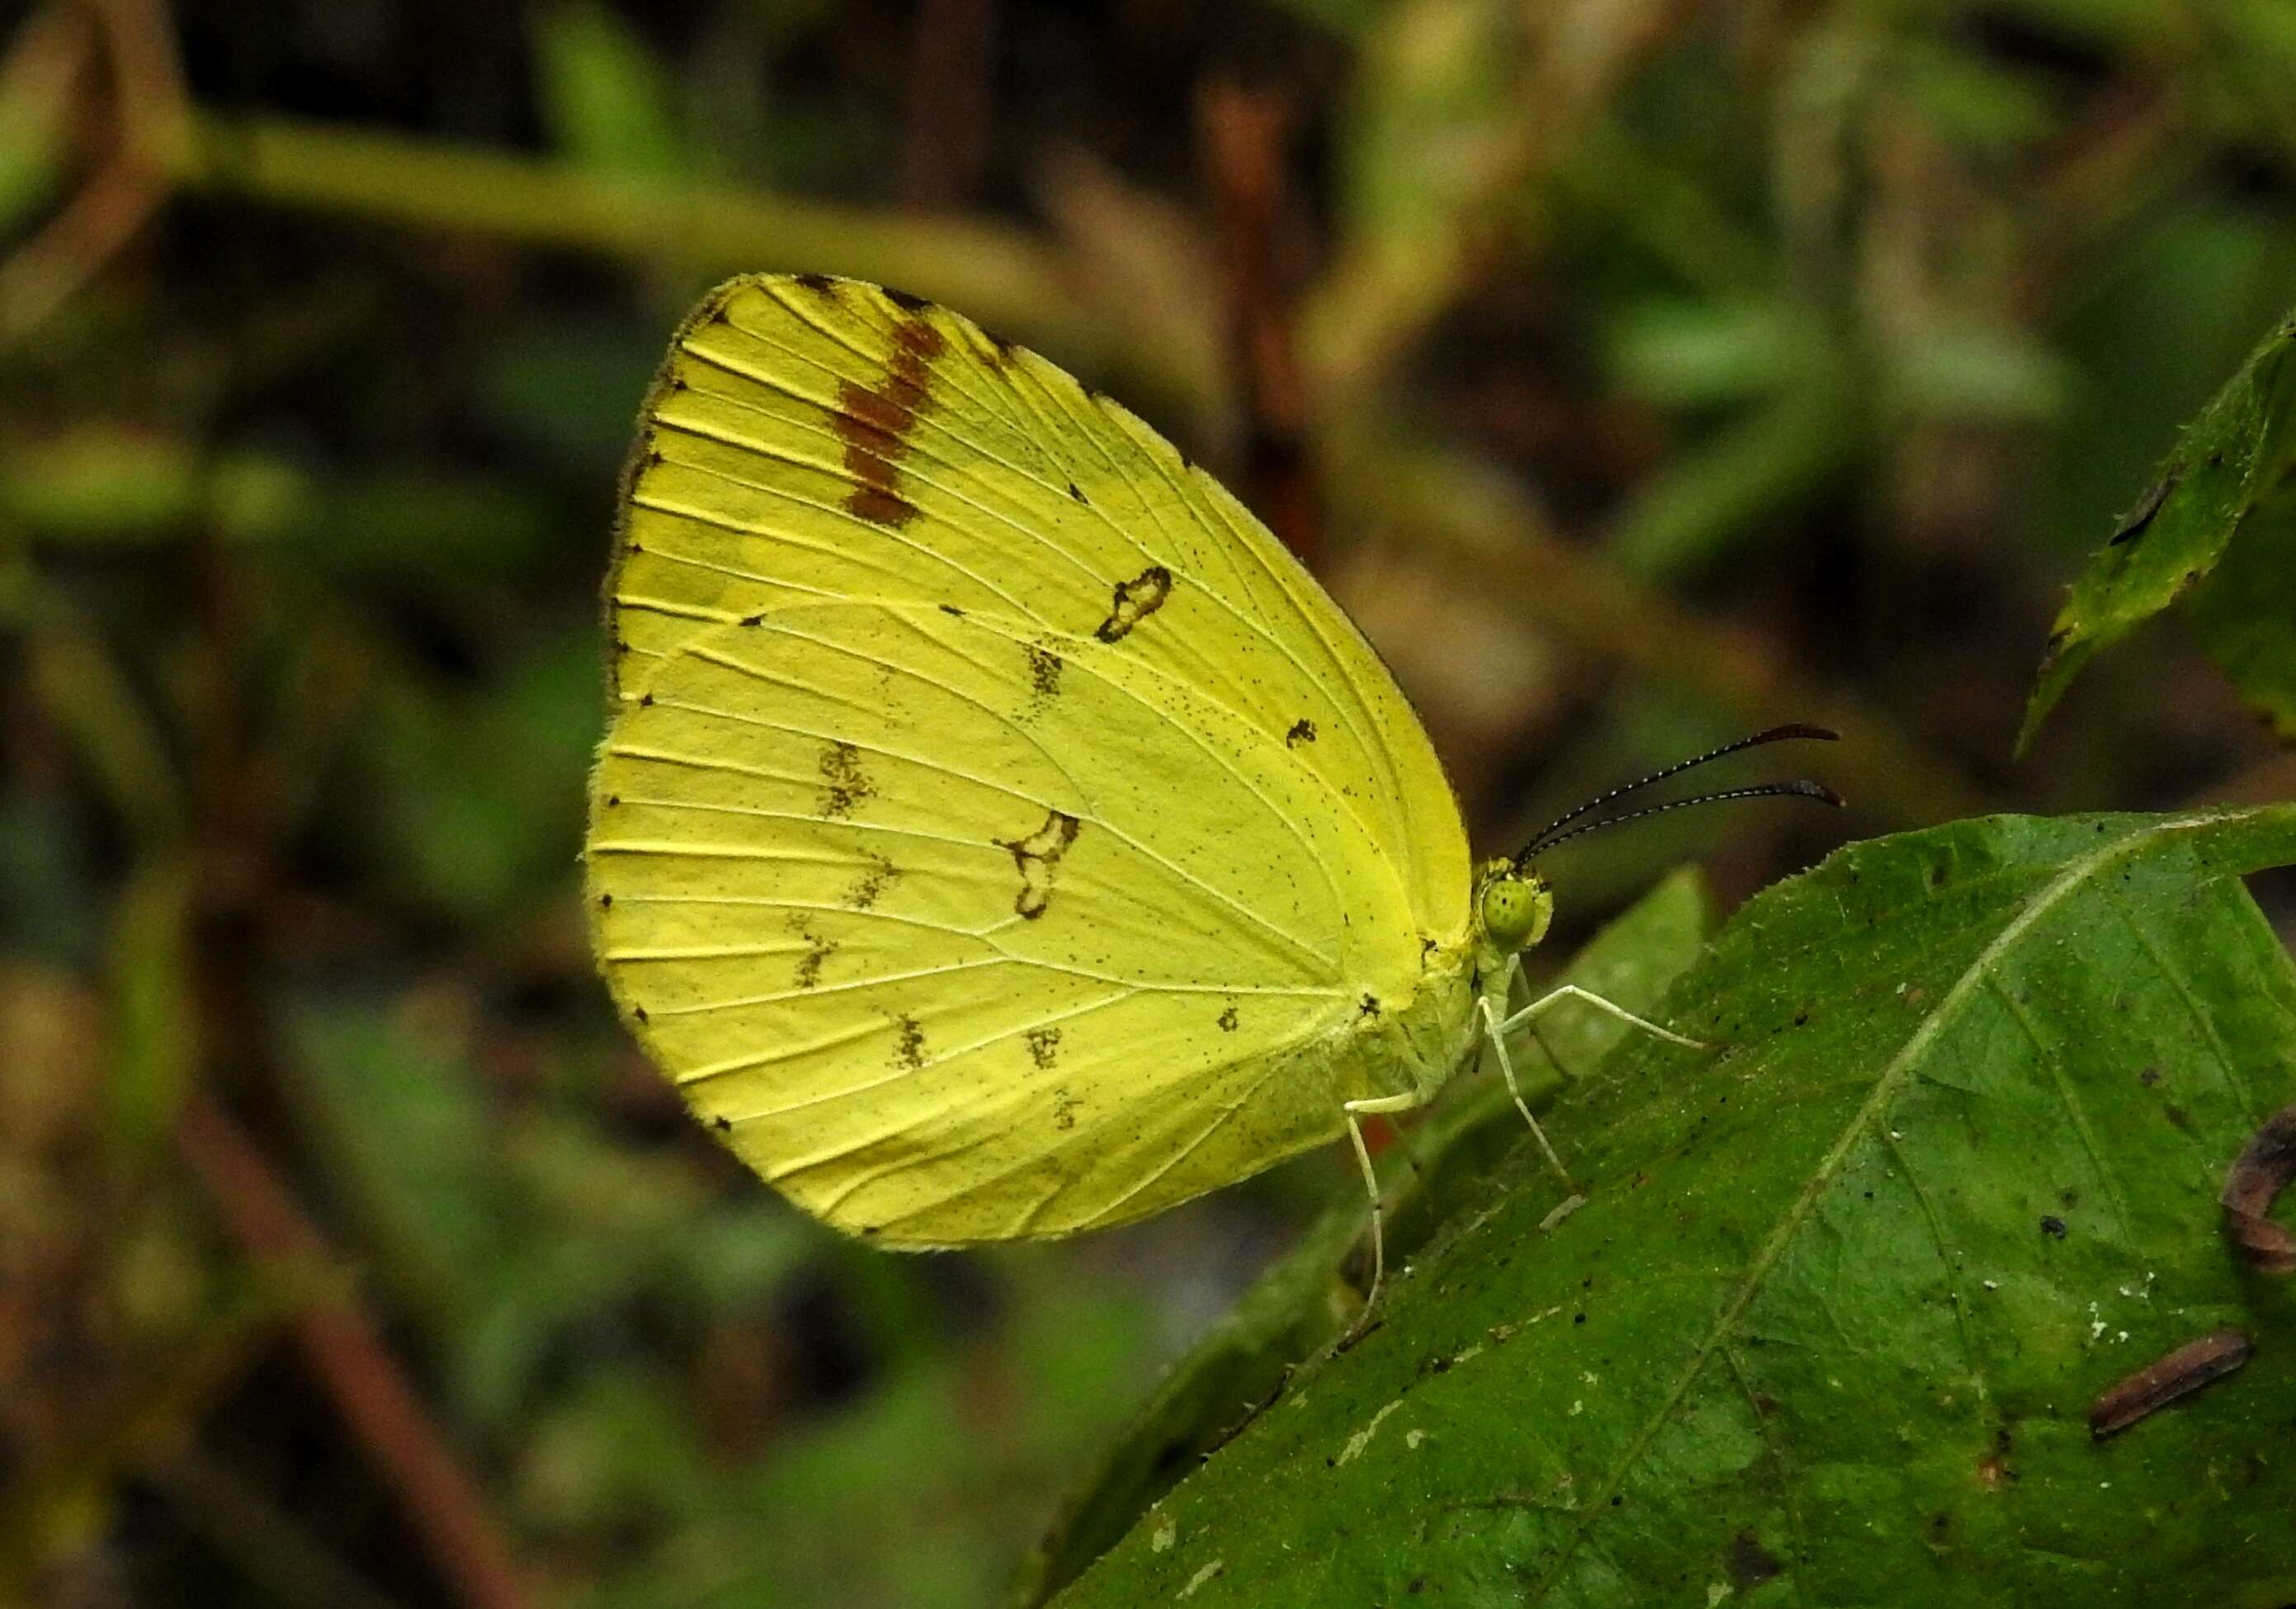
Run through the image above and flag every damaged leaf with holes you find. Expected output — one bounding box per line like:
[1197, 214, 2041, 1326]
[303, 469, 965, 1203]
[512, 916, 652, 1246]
[1052, 807, 2296, 1607]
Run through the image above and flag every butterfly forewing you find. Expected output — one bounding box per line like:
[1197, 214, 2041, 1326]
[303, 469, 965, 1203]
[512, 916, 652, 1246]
[592, 275, 1476, 1240]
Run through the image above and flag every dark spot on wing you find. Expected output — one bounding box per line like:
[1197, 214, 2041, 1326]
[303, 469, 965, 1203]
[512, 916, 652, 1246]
[1051, 1088, 1079, 1129]
[739, 613, 762, 627]
[793, 272, 837, 293]
[939, 603, 965, 616]
[893, 1014, 927, 1070]
[712, 1114, 733, 1133]
[1068, 481, 1087, 504]
[1359, 994, 1381, 1018]
[1094, 565, 1174, 643]
[638, 692, 654, 707]
[1024, 641, 1064, 704]
[883, 286, 931, 314]
[604, 794, 620, 807]
[598, 892, 612, 908]
[996, 807, 1082, 919]
[794, 930, 834, 989]
[1286, 717, 1317, 747]
[829, 313, 945, 529]
[633, 1006, 650, 1023]
[1027, 1026, 1062, 1070]
[1217, 1006, 1239, 1033]
[819, 741, 874, 819]
[629, 540, 645, 553]
[845, 854, 899, 911]
[985, 331, 1018, 367]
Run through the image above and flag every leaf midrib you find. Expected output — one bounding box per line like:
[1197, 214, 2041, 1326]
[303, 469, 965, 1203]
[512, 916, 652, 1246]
[1525, 810, 2234, 1598]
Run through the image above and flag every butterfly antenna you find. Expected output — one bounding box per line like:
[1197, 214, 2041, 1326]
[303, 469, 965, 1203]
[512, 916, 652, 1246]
[1519, 780, 1843, 862]
[1512, 724, 1837, 864]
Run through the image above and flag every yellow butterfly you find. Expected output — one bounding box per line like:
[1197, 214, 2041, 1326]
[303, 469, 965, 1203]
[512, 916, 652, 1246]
[584, 273, 1833, 1309]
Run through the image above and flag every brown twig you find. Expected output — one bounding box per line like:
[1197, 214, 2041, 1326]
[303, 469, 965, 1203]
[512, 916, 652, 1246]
[2088, 1330, 2253, 1440]
[1199, 81, 1320, 565]
[900, 0, 999, 211]
[0, 0, 191, 348]
[2221, 1101, 2296, 1275]
[176, 1097, 539, 1609]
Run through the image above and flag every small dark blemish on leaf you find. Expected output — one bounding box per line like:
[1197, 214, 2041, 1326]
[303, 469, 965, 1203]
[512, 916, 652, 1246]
[1217, 1006, 1239, 1032]
[1359, 994, 1381, 1017]
[1068, 481, 1087, 504]
[1287, 717, 1317, 747]
[1026, 1026, 1062, 1071]
[2108, 469, 2178, 546]
[1728, 1531, 1783, 1588]
[2139, 1067, 2161, 1087]
[2039, 1215, 2068, 1239]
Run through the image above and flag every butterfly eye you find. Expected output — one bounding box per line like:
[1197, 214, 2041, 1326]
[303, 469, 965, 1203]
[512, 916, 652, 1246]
[1479, 873, 1552, 953]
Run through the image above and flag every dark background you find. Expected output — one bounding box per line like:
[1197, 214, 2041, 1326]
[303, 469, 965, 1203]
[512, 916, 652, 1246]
[3, 1, 2294, 1604]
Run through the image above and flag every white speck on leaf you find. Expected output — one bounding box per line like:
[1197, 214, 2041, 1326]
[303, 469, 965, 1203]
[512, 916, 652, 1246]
[1336, 1400, 1404, 1466]
[1405, 1429, 1426, 1450]
[1151, 1517, 1176, 1553]
[1177, 1560, 1224, 1600]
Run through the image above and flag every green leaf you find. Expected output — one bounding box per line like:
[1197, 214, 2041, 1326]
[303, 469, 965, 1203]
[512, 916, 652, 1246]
[1052, 810, 2296, 1607]
[1017, 870, 1715, 1607]
[531, 2, 692, 179]
[2020, 305, 2296, 750]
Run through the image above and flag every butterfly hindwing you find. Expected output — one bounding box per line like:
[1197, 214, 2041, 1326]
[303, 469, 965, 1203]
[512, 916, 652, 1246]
[592, 601, 1416, 1238]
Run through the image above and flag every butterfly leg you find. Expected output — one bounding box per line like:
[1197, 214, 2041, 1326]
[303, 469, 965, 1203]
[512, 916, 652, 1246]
[1476, 987, 1578, 1194]
[1342, 1091, 1424, 1332]
[1493, 981, 1710, 1053]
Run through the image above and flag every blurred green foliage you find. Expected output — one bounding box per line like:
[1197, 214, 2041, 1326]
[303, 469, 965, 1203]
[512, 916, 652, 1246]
[2, 2, 2292, 1605]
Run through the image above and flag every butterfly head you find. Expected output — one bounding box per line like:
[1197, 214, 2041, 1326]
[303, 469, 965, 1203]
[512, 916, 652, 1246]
[1474, 859, 1553, 958]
